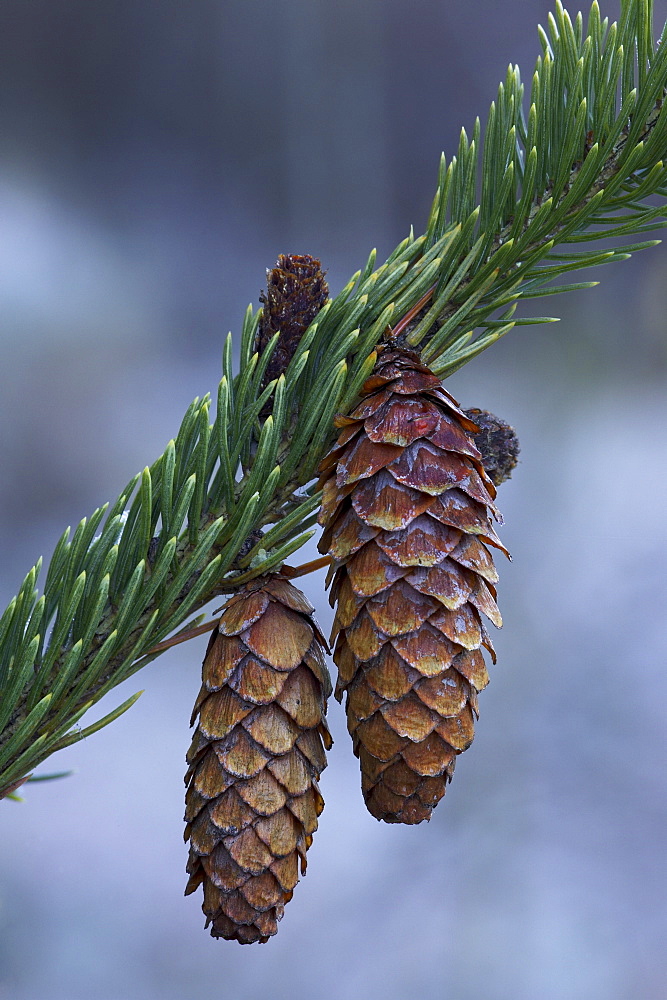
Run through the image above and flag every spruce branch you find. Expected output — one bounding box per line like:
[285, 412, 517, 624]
[2, 0, 667, 797]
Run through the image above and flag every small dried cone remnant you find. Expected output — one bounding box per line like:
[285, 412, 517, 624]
[318, 348, 509, 825]
[256, 254, 329, 388]
[465, 408, 520, 487]
[184, 575, 332, 943]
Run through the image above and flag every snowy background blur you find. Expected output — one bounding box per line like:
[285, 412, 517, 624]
[1, 2, 666, 999]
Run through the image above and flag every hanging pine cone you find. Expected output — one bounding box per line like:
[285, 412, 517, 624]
[184, 575, 332, 944]
[317, 348, 509, 825]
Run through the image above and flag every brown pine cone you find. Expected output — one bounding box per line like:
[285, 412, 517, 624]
[317, 348, 508, 825]
[184, 575, 332, 944]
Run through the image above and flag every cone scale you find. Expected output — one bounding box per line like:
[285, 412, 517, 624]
[184, 575, 332, 943]
[318, 348, 508, 825]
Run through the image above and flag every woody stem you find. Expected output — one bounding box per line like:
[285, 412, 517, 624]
[387, 283, 437, 340]
[281, 555, 332, 578]
[142, 620, 219, 657]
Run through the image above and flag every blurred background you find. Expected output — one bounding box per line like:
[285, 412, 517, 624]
[0, 2, 666, 998]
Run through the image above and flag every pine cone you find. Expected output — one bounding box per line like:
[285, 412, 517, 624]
[184, 575, 332, 943]
[317, 348, 508, 825]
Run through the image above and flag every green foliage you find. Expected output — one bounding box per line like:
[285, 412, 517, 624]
[2, 0, 667, 796]
[411, 0, 667, 375]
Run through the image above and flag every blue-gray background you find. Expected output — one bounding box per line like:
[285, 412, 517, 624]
[1, 2, 666, 999]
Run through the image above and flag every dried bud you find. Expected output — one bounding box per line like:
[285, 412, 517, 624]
[465, 409, 520, 487]
[256, 254, 328, 387]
